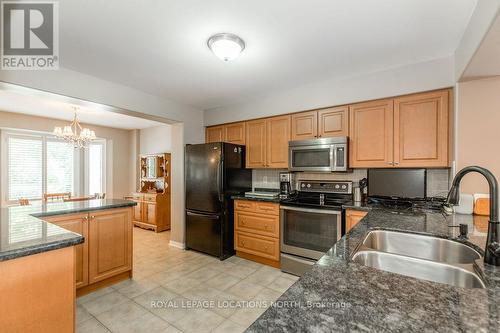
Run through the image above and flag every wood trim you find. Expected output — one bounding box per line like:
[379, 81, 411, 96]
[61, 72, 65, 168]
[245, 119, 267, 168]
[266, 115, 291, 168]
[205, 125, 225, 143]
[236, 251, 280, 268]
[224, 122, 246, 145]
[76, 271, 132, 298]
[345, 209, 368, 233]
[318, 106, 349, 138]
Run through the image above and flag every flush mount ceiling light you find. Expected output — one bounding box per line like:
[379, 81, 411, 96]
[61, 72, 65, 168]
[207, 33, 245, 62]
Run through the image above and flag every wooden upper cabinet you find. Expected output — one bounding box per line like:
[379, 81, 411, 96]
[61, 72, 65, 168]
[394, 90, 449, 167]
[291, 111, 317, 140]
[267, 115, 291, 168]
[246, 119, 267, 168]
[206, 126, 224, 143]
[88, 208, 132, 284]
[225, 122, 246, 145]
[44, 213, 89, 289]
[318, 106, 348, 138]
[350, 99, 394, 168]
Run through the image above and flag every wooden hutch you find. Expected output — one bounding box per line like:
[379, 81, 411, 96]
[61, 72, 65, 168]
[130, 153, 171, 232]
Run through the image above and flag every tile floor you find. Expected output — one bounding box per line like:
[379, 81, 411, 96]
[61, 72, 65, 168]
[77, 227, 299, 333]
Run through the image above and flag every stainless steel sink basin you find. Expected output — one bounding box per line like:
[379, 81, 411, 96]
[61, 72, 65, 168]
[352, 250, 485, 289]
[352, 230, 485, 289]
[362, 230, 481, 264]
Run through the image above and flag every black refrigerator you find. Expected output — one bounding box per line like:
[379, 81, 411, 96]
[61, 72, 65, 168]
[185, 142, 252, 259]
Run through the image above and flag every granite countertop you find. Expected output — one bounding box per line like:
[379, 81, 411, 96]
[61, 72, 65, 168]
[247, 208, 500, 332]
[231, 194, 281, 203]
[0, 199, 136, 262]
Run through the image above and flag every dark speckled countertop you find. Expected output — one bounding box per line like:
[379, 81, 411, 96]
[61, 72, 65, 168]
[247, 207, 500, 332]
[231, 194, 281, 203]
[0, 199, 136, 262]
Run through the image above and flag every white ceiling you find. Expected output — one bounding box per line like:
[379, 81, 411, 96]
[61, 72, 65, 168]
[461, 13, 500, 80]
[0, 90, 164, 129]
[59, 0, 478, 110]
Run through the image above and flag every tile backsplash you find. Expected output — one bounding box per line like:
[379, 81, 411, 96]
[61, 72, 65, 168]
[252, 168, 450, 198]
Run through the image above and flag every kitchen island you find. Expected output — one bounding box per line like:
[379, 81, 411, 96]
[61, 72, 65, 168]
[247, 208, 500, 332]
[0, 199, 136, 332]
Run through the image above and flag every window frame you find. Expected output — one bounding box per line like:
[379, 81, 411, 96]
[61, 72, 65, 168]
[1, 129, 106, 206]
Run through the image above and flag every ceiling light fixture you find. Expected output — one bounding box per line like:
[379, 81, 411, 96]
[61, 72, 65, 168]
[207, 33, 245, 62]
[53, 106, 96, 149]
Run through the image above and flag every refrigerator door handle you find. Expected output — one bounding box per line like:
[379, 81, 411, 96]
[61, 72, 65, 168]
[216, 160, 223, 203]
[186, 211, 220, 219]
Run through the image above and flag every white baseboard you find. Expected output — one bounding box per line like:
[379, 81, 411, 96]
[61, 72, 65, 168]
[169, 240, 186, 250]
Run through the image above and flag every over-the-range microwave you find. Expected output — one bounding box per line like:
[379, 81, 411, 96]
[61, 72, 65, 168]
[288, 137, 348, 172]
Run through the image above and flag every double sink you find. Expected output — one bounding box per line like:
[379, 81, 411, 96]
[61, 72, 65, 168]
[352, 230, 485, 289]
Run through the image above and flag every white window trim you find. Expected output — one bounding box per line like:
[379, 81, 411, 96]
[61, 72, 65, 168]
[83, 139, 107, 196]
[1, 129, 107, 206]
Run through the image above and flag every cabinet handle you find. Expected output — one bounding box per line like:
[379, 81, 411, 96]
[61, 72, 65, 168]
[90, 215, 96, 220]
[387, 162, 394, 165]
[264, 224, 269, 229]
[82, 216, 88, 221]
[241, 240, 245, 246]
[394, 162, 399, 166]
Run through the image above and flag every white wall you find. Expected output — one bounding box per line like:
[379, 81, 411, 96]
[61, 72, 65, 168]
[140, 125, 172, 155]
[454, 0, 500, 80]
[0, 68, 205, 144]
[204, 57, 455, 125]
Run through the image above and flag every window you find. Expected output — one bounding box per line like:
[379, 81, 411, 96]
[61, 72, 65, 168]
[86, 141, 105, 195]
[2, 130, 106, 205]
[7, 136, 43, 200]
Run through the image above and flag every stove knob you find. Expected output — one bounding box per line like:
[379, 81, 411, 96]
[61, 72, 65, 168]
[335, 185, 340, 189]
[307, 184, 311, 188]
[342, 185, 347, 189]
[301, 183, 306, 188]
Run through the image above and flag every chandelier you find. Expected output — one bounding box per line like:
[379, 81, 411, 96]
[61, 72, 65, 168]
[53, 107, 96, 148]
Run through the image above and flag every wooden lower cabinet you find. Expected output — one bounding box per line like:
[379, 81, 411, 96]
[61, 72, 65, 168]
[234, 200, 280, 267]
[89, 208, 133, 284]
[44, 213, 89, 288]
[131, 192, 171, 232]
[43, 207, 133, 295]
[345, 209, 368, 233]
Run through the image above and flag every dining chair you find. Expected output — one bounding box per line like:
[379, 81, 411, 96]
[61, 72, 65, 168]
[95, 193, 106, 199]
[43, 192, 72, 202]
[18, 198, 30, 206]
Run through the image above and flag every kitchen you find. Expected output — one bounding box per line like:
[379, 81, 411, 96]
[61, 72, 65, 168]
[1, 1, 500, 332]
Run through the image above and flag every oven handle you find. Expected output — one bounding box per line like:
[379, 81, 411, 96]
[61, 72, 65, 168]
[280, 206, 341, 215]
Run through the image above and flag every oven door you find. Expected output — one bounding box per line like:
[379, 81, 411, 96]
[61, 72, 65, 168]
[288, 145, 333, 172]
[280, 206, 342, 260]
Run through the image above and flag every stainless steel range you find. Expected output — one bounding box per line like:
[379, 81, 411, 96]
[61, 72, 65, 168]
[280, 180, 352, 276]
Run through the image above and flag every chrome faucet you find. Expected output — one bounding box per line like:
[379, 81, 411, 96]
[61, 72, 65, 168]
[446, 166, 500, 266]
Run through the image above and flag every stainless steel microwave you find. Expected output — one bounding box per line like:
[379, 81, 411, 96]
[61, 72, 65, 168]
[288, 137, 348, 172]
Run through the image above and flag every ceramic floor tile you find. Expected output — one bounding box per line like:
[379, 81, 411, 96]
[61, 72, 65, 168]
[226, 264, 258, 279]
[76, 317, 110, 333]
[209, 291, 244, 318]
[180, 285, 222, 301]
[95, 300, 149, 331]
[133, 286, 180, 310]
[77, 286, 115, 305]
[212, 319, 247, 333]
[227, 280, 265, 299]
[148, 296, 190, 324]
[162, 277, 203, 294]
[114, 277, 159, 298]
[174, 308, 225, 333]
[205, 272, 242, 291]
[102, 311, 170, 333]
[185, 266, 221, 281]
[81, 291, 129, 316]
[267, 276, 297, 293]
[229, 306, 267, 327]
[243, 266, 282, 286]
[76, 304, 93, 324]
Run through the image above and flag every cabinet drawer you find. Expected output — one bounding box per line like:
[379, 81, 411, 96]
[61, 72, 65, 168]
[144, 194, 157, 202]
[235, 231, 279, 261]
[131, 193, 143, 200]
[234, 200, 256, 212]
[255, 202, 279, 216]
[235, 212, 279, 238]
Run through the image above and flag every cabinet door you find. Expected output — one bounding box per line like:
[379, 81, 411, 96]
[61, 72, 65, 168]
[291, 111, 317, 140]
[266, 115, 291, 168]
[349, 99, 394, 168]
[345, 209, 367, 233]
[225, 122, 246, 145]
[318, 106, 348, 138]
[44, 213, 89, 289]
[88, 208, 132, 283]
[206, 126, 225, 143]
[132, 200, 142, 222]
[246, 119, 267, 168]
[394, 90, 449, 167]
[144, 202, 156, 225]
